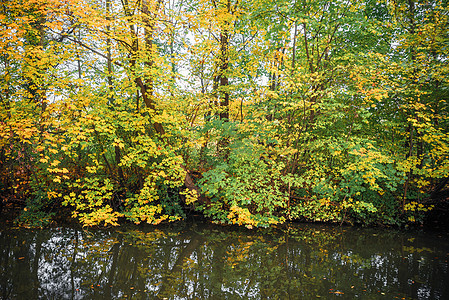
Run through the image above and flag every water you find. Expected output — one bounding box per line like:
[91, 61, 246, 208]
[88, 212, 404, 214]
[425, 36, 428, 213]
[0, 221, 448, 299]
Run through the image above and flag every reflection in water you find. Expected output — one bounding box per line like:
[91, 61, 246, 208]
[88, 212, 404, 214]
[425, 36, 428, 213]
[0, 222, 448, 299]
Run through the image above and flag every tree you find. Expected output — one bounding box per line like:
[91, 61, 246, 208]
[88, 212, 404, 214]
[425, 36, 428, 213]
[1, 0, 446, 227]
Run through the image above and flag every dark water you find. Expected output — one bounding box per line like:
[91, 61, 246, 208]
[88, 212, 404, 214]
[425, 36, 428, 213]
[0, 222, 448, 299]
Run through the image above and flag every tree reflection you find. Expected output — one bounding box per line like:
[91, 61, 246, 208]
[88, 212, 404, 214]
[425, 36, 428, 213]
[0, 224, 448, 299]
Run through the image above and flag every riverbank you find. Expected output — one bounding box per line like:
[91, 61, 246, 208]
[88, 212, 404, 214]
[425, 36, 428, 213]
[2, 199, 448, 232]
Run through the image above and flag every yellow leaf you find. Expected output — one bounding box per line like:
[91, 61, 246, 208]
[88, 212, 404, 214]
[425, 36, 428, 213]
[50, 160, 60, 167]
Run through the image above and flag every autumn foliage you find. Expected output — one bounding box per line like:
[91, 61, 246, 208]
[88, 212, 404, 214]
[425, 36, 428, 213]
[1, 0, 448, 227]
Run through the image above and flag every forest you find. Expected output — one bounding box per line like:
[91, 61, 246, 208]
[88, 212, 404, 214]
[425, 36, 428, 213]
[0, 0, 448, 228]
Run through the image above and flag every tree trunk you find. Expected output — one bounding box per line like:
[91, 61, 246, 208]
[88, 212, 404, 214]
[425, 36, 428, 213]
[140, 0, 201, 199]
